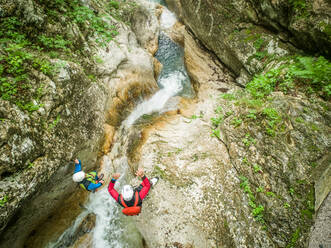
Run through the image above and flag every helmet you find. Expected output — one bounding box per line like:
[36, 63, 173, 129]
[72, 171, 85, 182]
[121, 185, 134, 201]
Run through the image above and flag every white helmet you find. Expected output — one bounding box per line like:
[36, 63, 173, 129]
[121, 185, 134, 201]
[72, 171, 85, 182]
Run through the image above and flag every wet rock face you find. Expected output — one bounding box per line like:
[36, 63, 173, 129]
[131, 2, 160, 55]
[0, 0, 158, 247]
[133, 18, 330, 247]
[165, 0, 331, 83]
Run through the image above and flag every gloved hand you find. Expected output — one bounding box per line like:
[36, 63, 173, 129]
[112, 173, 120, 179]
[135, 168, 144, 178]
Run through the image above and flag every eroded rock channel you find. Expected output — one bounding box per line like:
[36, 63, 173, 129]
[0, 0, 330, 247]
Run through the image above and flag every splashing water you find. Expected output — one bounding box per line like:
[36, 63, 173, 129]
[160, 8, 177, 29]
[125, 71, 185, 126]
[50, 2, 193, 247]
[87, 158, 144, 248]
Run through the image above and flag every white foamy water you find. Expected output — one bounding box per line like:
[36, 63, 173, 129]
[86, 157, 143, 248]
[160, 8, 177, 29]
[50, 3, 192, 247]
[125, 71, 185, 127]
[47, 211, 89, 248]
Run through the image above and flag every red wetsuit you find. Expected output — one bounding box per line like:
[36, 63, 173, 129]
[108, 176, 151, 207]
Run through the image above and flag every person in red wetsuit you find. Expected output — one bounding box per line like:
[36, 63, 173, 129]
[108, 168, 151, 215]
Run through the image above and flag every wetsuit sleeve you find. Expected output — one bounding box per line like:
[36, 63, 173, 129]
[139, 176, 150, 200]
[108, 179, 119, 201]
[87, 182, 102, 191]
[74, 160, 82, 173]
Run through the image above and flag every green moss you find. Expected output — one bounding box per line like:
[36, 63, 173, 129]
[0, 195, 8, 207]
[152, 165, 167, 179]
[286, 227, 300, 248]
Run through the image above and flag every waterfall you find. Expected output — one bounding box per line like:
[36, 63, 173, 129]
[49, 2, 192, 247]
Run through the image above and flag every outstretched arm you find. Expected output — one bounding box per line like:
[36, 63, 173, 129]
[139, 176, 150, 200]
[108, 173, 120, 201]
[136, 168, 150, 200]
[74, 159, 82, 173]
[88, 182, 102, 191]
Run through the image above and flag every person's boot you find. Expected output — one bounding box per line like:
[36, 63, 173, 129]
[98, 173, 104, 181]
[150, 177, 159, 187]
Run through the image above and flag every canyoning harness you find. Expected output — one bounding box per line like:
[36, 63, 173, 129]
[120, 191, 141, 216]
[79, 172, 98, 191]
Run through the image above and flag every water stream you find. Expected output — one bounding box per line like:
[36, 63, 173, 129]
[48, 2, 192, 247]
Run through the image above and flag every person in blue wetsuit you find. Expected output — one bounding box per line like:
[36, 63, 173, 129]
[72, 159, 104, 192]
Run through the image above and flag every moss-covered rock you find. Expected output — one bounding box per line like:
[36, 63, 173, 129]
[0, 0, 158, 247]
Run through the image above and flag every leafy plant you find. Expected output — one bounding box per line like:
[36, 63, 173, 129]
[239, 176, 265, 223]
[0, 195, 8, 207]
[70, 4, 118, 46]
[231, 118, 242, 127]
[108, 1, 120, 9]
[211, 115, 223, 127]
[284, 202, 290, 208]
[211, 129, 221, 139]
[266, 191, 276, 197]
[49, 115, 61, 129]
[286, 227, 300, 248]
[257, 186, 265, 193]
[214, 106, 222, 114]
[246, 110, 257, 119]
[253, 38, 265, 50]
[28, 162, 34, 169]
[262, 108, 282, 136]
[38, 34, 71, 51]
[253, 164, 262, 173]
[242, 133, 256, 147]
[221, 93, 236, 101]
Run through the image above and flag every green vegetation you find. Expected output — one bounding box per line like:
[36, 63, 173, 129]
[211, 129, 221, 139]
[247, 56, 331, 100]
[242, 133, 256, 147]
[266, 191, 276, 197]
[289, 0, 310, 18]
[0, 0, 125, 112]
[262, 108, 282, 136]
[28, 162, 35, 169]
[286, 227, 300, 248]
[256, 186, 265, 193]
[246, 109, 257, 120]
[289, 188, 295, 196]
[253, 164, 262, 173]
[152, 165, 166, 179]
[231, 118, 242, 127]
[0, 195, 8, 207]
[49, 115, 61, 130]
[0, 17, 49, 112]
[221, 93, 236, 101]
[211, 115, 223, 127]
[239, 176, 265, 223]
[38, 35, 71, 51]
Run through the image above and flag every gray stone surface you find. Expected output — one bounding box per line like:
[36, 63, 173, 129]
[309, 193, 331, 248]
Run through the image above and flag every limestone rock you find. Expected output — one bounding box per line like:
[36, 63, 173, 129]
[166, 0, 330, 84]
[131, 1, 160, 55]
[0, 1, 158, 247]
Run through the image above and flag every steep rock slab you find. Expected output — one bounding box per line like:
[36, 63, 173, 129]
[132, 30, 275, 247]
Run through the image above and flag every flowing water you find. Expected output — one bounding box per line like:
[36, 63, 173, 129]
[48, 3, 192, 247]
